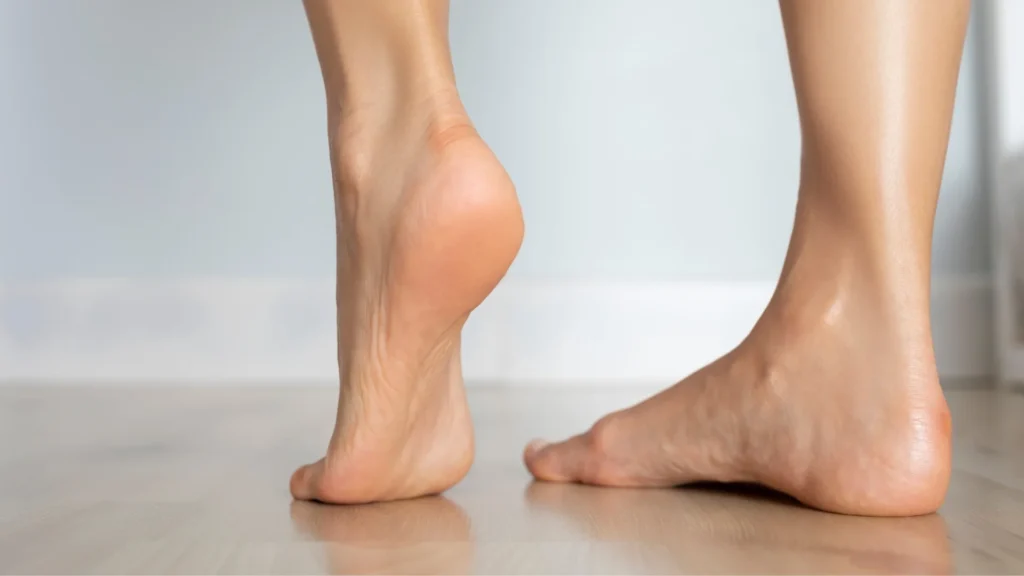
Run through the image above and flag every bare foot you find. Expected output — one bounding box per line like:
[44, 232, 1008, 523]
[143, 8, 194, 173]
[524, 214, 952, 517]
[291, 95, 523, 504]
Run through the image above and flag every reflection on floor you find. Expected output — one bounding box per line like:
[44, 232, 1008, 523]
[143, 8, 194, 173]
[0, 385, 1021, 574]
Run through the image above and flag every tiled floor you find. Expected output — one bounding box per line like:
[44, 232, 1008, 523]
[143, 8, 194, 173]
[0, 385, 1022, 574]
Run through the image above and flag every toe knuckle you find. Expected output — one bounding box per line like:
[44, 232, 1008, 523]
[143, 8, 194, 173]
[587, 415, 620, 457]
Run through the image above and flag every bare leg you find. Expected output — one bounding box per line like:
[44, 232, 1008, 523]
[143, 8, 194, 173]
[525, 0, 969, 516]
[291, 0, 524, 503]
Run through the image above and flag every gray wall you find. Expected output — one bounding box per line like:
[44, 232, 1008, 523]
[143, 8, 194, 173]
[0, 0, 989, 282]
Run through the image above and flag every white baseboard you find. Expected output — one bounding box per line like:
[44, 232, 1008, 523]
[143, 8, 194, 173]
[0, 277, 993, 385]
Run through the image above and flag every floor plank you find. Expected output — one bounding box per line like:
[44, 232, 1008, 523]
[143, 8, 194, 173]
[0, 386, 1021, 574]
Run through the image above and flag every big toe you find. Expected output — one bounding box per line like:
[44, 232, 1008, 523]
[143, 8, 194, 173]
[290, 459, 325, 501]
[524, 435, 594, 483]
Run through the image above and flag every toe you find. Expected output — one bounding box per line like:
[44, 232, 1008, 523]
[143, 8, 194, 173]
[524, 434, 593, 483]
[290, 459, 325, 501]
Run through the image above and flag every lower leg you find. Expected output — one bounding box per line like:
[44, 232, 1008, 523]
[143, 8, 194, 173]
[525, 0, 969, 516]
[291, 0, 523, 503]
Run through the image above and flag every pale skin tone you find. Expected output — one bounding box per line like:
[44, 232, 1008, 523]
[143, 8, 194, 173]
[290, 0, 970, 516]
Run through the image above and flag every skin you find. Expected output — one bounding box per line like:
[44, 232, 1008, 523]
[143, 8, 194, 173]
[291, 0, 970, 516]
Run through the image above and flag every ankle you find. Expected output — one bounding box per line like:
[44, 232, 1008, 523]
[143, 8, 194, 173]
[792, 181, 934, 296]
[334, 106, 474, 231]
[755, 221, 936, 371]
[764, 258, 932, 348]
[784, 199, 933, 313]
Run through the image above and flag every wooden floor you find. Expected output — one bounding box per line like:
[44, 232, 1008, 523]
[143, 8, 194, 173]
[1, 385, 1023, 574]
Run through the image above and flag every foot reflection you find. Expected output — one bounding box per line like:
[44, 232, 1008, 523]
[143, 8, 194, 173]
[290, 496, 474, 575]
[525, 482, 951, 574]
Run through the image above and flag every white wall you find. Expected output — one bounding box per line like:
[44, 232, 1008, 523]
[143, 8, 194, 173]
[984, 0, 1024, 384]
[0, 0, 332, 278]
[0, 0, 989, 281]
[0, 0, 993, 383]
[456, 0, 985, 281]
